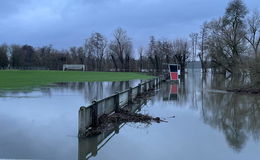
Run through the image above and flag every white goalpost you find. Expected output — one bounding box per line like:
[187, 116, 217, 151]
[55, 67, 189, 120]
[63, 64, 85, 71]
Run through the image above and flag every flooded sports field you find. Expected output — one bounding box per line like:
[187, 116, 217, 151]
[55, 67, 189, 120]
[0, 70, 259, 160]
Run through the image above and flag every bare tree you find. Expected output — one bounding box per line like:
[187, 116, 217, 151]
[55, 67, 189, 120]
[158, 40, 174, 65]
[146, 37, 178, 73]
[109, 28, 133, 71]
[204, 19, 233, 73]
[147, 36, 157, 72]
[0, 44, 9, 69]
[38, 45, 54, 67]
[189, 33, 199, 65]
[204, 0, 248, 74]
[10, 45, 24, 68]
[77, 47, 85, 64]
[85, 32, 107, 71]
[222, 0, 248, 73]
[173, 39, 190, 75]
[138, 46, 144, 72]
[146, 37, 170, 73]
[245, 10, 260, 59]
[198, 22, 209, 73]
[69, 47, 80, 64]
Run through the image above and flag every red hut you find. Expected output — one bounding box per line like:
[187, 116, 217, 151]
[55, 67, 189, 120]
[168, 64, 179, 81]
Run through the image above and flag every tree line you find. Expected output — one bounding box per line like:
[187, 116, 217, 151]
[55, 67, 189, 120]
[0, 0, 259, 78]
[0, 27, 190, 73]
[195, 0, 260, 78]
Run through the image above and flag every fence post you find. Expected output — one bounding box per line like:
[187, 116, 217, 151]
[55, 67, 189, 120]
[91, 100, 98, 128]
[137, 83, 141, 96]
[114, 92, 120, 112]
[144, 82, 148, 92]
[128, 87, 133, 104]
[153, 78, 156, 88]
[78, 106, 86, 137]
[149, 80, 152, 90]
[114, 123, 120, 134]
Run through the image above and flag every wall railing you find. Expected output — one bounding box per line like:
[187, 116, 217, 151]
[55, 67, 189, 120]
[78, 74, 168, 137]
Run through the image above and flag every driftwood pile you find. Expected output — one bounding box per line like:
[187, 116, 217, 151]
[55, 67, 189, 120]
[85, 109, 164, 137]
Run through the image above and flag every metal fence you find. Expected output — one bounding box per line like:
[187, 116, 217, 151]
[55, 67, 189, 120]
[78, 74, 168, 137]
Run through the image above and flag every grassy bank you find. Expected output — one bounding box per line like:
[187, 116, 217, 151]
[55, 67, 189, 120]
[0, 70, 153, 90]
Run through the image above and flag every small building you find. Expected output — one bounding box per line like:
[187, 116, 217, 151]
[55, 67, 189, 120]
[168, 64, 180, 81]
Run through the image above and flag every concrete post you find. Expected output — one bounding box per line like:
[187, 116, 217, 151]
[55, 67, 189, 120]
[128, 87, 133, 104]
[78, 106, 86, 137]
[137, 83, 141, 96]
[114, 92, 120, 112]
[149, 80, 152, 90]
[91, 100, 98, 128]
[114, 123, 120, 134]
[144, 82, 148, 92]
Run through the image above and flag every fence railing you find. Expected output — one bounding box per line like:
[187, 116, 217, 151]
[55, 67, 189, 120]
[78, 74, 168, 137]
[79, 97, 151, 159]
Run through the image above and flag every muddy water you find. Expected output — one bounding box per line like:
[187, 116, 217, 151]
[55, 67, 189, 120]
[1, 71, 260, 160]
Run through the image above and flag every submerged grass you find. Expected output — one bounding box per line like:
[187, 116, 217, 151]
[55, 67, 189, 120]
[0, 70, 153, 90]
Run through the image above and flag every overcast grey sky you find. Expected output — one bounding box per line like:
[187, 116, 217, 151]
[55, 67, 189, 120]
[0, 0, 259, 49]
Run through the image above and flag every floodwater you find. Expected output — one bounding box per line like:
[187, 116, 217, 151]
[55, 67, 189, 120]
[0, 70, 260, 160]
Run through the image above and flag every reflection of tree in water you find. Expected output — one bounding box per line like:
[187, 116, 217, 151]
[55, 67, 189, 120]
[154, 75, 188, 107]
[152, 70, 257, 153]
[210, 73, 254, 90]
[49, 81, 132, 102]
[177, 72, 260, 152]
[85, 82, 104, 101]
[178, 76, 189, 105]
[1, 81, 138, 102]
[202, 76, 260, 152]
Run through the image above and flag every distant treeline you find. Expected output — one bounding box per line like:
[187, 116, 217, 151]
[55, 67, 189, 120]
[0, 0, 259, 78]
[0, 28, 190, 73]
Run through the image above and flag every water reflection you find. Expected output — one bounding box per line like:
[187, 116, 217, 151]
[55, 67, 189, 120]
[147, 71, 260, 153]
[78, 123, 122, 160]
[0, 71, 259, 160]
[166, 71, 260, 152]
[78, 71, 260, 160]
[78, 99, 146, 160]
[202, 76, 260, 151]
[0, 80, 140, 103]
[0, 80, 141, 160]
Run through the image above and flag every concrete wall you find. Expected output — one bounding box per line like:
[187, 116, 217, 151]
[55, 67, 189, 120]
[78, 74, 168, 137]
